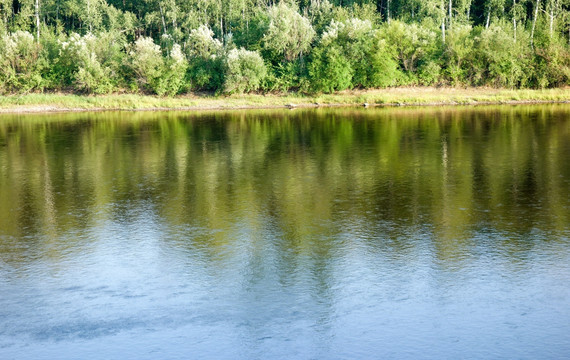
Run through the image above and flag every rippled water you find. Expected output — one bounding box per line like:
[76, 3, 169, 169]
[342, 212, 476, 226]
[0, 106, 569, 359]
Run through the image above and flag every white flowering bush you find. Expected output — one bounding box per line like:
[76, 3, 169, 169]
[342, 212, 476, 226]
[263, 2, 316, 61]
[157, 43, 188, 96]
[129, 36, 164, 93]
[0, 31, 44, 92]
[223, 48, 267, 94]
[186, 24, 224, 91]
[186, 25, 222, 59]
[321, 18, 372, 45]
[75, 51, 115, 94]
[129, 37, 188, 95]
[55, 32, 123, 93]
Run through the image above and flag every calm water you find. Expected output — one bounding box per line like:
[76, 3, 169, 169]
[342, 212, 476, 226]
[0, 106, 569, 359]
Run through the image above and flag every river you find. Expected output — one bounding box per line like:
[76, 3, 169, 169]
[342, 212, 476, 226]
[0, 106, 569, 359]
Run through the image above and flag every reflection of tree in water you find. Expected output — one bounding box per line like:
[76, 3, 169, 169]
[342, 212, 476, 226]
[0, 105, 568, 272]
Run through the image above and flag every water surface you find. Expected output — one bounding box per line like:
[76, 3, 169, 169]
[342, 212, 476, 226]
[0, 106, 569, 359]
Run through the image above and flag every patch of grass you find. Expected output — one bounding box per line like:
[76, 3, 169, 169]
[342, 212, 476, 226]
[1, 87, 569, 113]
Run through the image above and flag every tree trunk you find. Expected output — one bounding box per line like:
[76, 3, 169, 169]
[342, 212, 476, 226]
[513, 0, 517, 43]
[159, 2, 167, 35]
[531, 0, 541, 49]
[448, 0, 452, 30]
[549, 4, 554, 38]
[387, 0, 391, 24]
[87, 0, 92, 32]
[35, 0, 40, 42]
[441, 0, 446, 44]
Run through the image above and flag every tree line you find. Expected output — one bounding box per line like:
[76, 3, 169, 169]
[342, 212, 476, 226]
[1, 0, 570, 95]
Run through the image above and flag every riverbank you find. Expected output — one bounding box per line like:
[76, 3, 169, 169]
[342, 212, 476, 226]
[1, 87, 570, 113]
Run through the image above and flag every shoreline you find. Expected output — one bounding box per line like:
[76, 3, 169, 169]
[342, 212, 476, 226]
[1, 87, 570, 114]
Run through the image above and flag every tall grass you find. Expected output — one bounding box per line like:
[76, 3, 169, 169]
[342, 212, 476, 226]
[0, 88, 569, 113]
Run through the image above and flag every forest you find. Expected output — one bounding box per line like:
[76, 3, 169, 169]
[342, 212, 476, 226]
[1, 0, 570, 95]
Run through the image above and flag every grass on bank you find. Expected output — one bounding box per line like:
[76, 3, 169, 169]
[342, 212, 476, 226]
[1, 87, 570, 113]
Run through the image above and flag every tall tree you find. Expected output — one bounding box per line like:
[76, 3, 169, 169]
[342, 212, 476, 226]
[531, 0, 541, 48]
[35, 0, 40, 41]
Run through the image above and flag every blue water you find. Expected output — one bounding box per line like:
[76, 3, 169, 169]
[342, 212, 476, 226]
[0, 106, 569, 359]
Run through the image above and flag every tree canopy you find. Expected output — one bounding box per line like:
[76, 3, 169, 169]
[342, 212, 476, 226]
[1, 0, 570, 94]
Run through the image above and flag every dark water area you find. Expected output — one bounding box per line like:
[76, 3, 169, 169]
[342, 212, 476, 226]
[0, 106, 569, 359]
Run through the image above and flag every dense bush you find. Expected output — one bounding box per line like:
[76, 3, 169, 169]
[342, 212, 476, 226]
[0, 31, 45, 93]
[309, 43, 353, 93]
[265, 60, 310, 92]
[129, 37, 165, 94]
[380, 21, 441, 85]
[467, 24, 531, 88]
[443, 25, 475, 85]
[185, 25, 224, 91]
[263, 1, 316, 62]
[531, 29, 570, 88]
[223, 48, 267, 94]
[159, 43, 189, 96]
[57, 32, 119, 94]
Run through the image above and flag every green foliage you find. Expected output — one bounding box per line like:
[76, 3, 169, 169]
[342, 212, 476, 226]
[263, 1, 316, 62]
[186, 25, 222, 59]
[185, 25, 224, 91]
[530, 23, 570, 88]
[444, 25, 475, 85]
[75, 51, 115, 94]
[307, 0, 336, 35]
[187, 56, 224, 91]
[311, 18, 400, 90]
[129, 36, 166, 94]
[157, 43, 189, 96]
[308, 43, 353, 93]
[467, 24, 531, 87]
[128, 38, 188, 96]
[380, 20, 440, 81]
[331, 2, 382, 25]
[533, 37, 570, 88]
[265, 60, 310, 92]
[418, 60, 442, 85]
[2, 0, 570, 94]
[0, 31, 45, 93]
[223, 48, 267, 94]
[233, 9, 269, 51]
[57, 32, 125, 94]
[365, 35, 402, 87]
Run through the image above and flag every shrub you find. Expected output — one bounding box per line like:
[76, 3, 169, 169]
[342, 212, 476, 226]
[129, 36, 165, 94]
[308, 43, 353, 93]
[418, 60, 442, 85]
[0, 31, 45, 93]
[444, 25, 475, 85]
[263, 1, 316, 62]
[366, 35, 401, 87]
[186, 25, 223, 59]
[379, 20, 439, 83]
[186, 25, 224, 91]
[158, 44, 189, 96]
[58, 33, 117, 94]
[222, 48, 267, 94]
[310, 18, 400, 90]
[531, 31, 570, 88]
[467, 24, 531, 88]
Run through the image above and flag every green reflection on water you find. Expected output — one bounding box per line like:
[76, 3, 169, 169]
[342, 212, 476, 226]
[0, 106, 568, 267]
